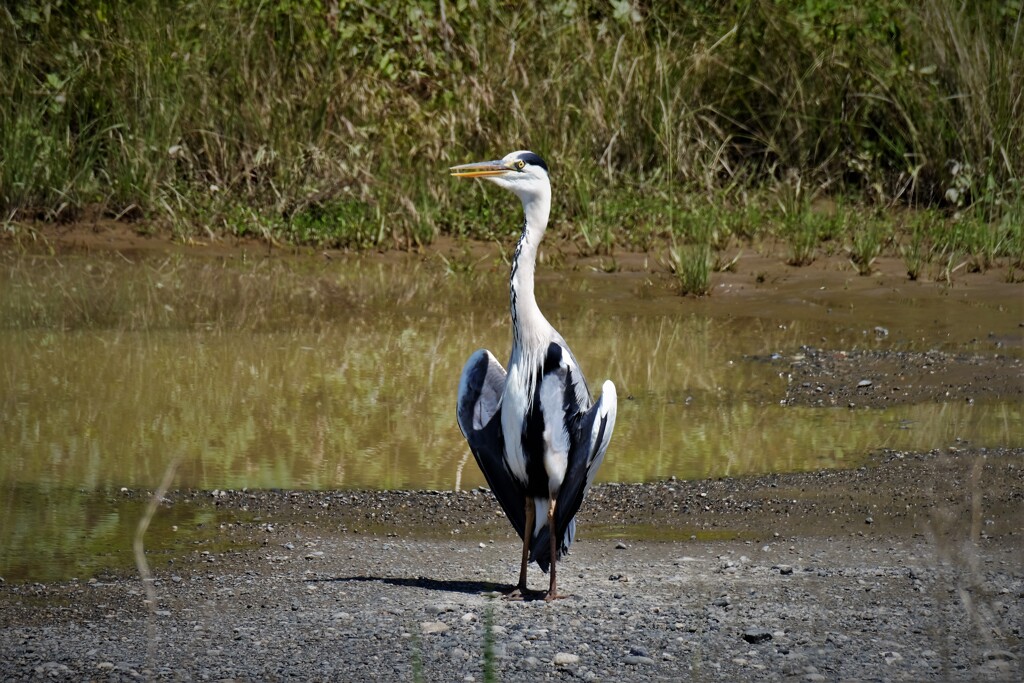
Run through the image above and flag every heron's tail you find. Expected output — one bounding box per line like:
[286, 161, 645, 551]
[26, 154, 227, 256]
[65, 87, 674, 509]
[529, 518, 575, 573]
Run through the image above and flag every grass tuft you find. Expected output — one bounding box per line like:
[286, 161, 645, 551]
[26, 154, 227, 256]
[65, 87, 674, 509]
[668, 240, 712, 297]
[849, 220, 886, 276]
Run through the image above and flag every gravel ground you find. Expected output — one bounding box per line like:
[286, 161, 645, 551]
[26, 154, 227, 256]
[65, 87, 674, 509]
[775, 347, 1023, 408]
[2, 447, 1021, 682]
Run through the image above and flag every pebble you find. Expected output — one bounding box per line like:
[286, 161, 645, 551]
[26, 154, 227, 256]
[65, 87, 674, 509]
[743, 628, 773, 644]
[426, 603, 456, 615]
[420, 621, 449, 635]
[624, 655, 655, 665]
[553, 652, 579, 666]
[984, 650, 1017, 661]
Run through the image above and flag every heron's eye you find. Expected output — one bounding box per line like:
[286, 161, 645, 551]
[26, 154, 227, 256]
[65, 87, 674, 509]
[515, 160, 526, 170]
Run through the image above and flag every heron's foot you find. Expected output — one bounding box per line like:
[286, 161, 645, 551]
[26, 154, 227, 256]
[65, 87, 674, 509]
[503, 585, 545, 602]
[543, 591, 569, 602]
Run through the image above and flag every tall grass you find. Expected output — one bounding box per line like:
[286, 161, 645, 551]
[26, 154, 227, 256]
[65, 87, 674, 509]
[1, 1, 1021, 259]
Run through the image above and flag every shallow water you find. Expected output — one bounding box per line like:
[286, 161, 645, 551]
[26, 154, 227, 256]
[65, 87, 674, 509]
[1, 250, 1021, 581]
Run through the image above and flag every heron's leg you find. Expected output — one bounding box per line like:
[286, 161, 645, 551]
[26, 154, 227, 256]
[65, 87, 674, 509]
[544, 498, 565, 601]
[517, 497, 535, 591]
[504, 497, 534, 599]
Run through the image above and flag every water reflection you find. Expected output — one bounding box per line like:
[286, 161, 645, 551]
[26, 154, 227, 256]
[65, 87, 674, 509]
[1, 250, 1021, 580]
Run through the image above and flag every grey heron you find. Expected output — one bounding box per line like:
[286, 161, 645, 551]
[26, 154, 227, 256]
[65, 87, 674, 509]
[451, 150, 617, 601]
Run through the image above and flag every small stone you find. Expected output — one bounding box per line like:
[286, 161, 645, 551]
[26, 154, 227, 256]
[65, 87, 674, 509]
[420, 621, 449, 635]
[857, 379, 872, 388]
[984, 650, 1017, 661]
[615, 541, 628, 550]
[426, 603, 456, 615]
[461, 612, 478, 624]
[629, 646, 649, 657]
[624, 655, 655, 665]
[553, 653, 579, 666]
[778, 565, 794, 575]
[743, 628, 773, 644]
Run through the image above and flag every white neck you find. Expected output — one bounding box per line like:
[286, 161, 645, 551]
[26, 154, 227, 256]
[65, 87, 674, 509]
[509, 185, 552, 354]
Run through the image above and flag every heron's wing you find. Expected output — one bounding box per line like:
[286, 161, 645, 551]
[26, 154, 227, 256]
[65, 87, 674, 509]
[456, 349, 527, 540]
[553, 331, 592, 409]
[530, 343, 617, 572]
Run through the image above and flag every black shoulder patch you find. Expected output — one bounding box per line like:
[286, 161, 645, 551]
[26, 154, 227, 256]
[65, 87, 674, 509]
[517, 151, 549, 174]
[543, 342, 563, 374]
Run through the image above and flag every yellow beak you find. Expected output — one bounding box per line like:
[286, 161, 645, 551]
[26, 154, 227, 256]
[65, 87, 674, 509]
[449, 160, 513, 178]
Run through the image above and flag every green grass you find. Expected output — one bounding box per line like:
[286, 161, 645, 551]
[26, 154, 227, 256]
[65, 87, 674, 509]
[849, 218, 885, 276]
[668, 240, 712, 296]
[1, 0, 1022, 272]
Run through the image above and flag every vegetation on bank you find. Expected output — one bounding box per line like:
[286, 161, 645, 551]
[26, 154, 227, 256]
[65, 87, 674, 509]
[1, 1, 1021, 287]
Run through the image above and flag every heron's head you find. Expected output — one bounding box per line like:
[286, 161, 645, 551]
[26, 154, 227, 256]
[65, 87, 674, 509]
[450, 150, 550, 204]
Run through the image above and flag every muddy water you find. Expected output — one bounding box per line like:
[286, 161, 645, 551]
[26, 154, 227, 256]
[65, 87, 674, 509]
[1, 250, 1021, 581]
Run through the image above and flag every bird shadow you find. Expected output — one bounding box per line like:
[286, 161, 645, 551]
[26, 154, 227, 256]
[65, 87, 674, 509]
[311, 575, 509, 596]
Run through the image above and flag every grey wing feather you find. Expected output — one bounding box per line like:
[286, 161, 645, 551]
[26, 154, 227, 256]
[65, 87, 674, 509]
[531, 373, 617, 573]
[456, 349, 527, 539]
